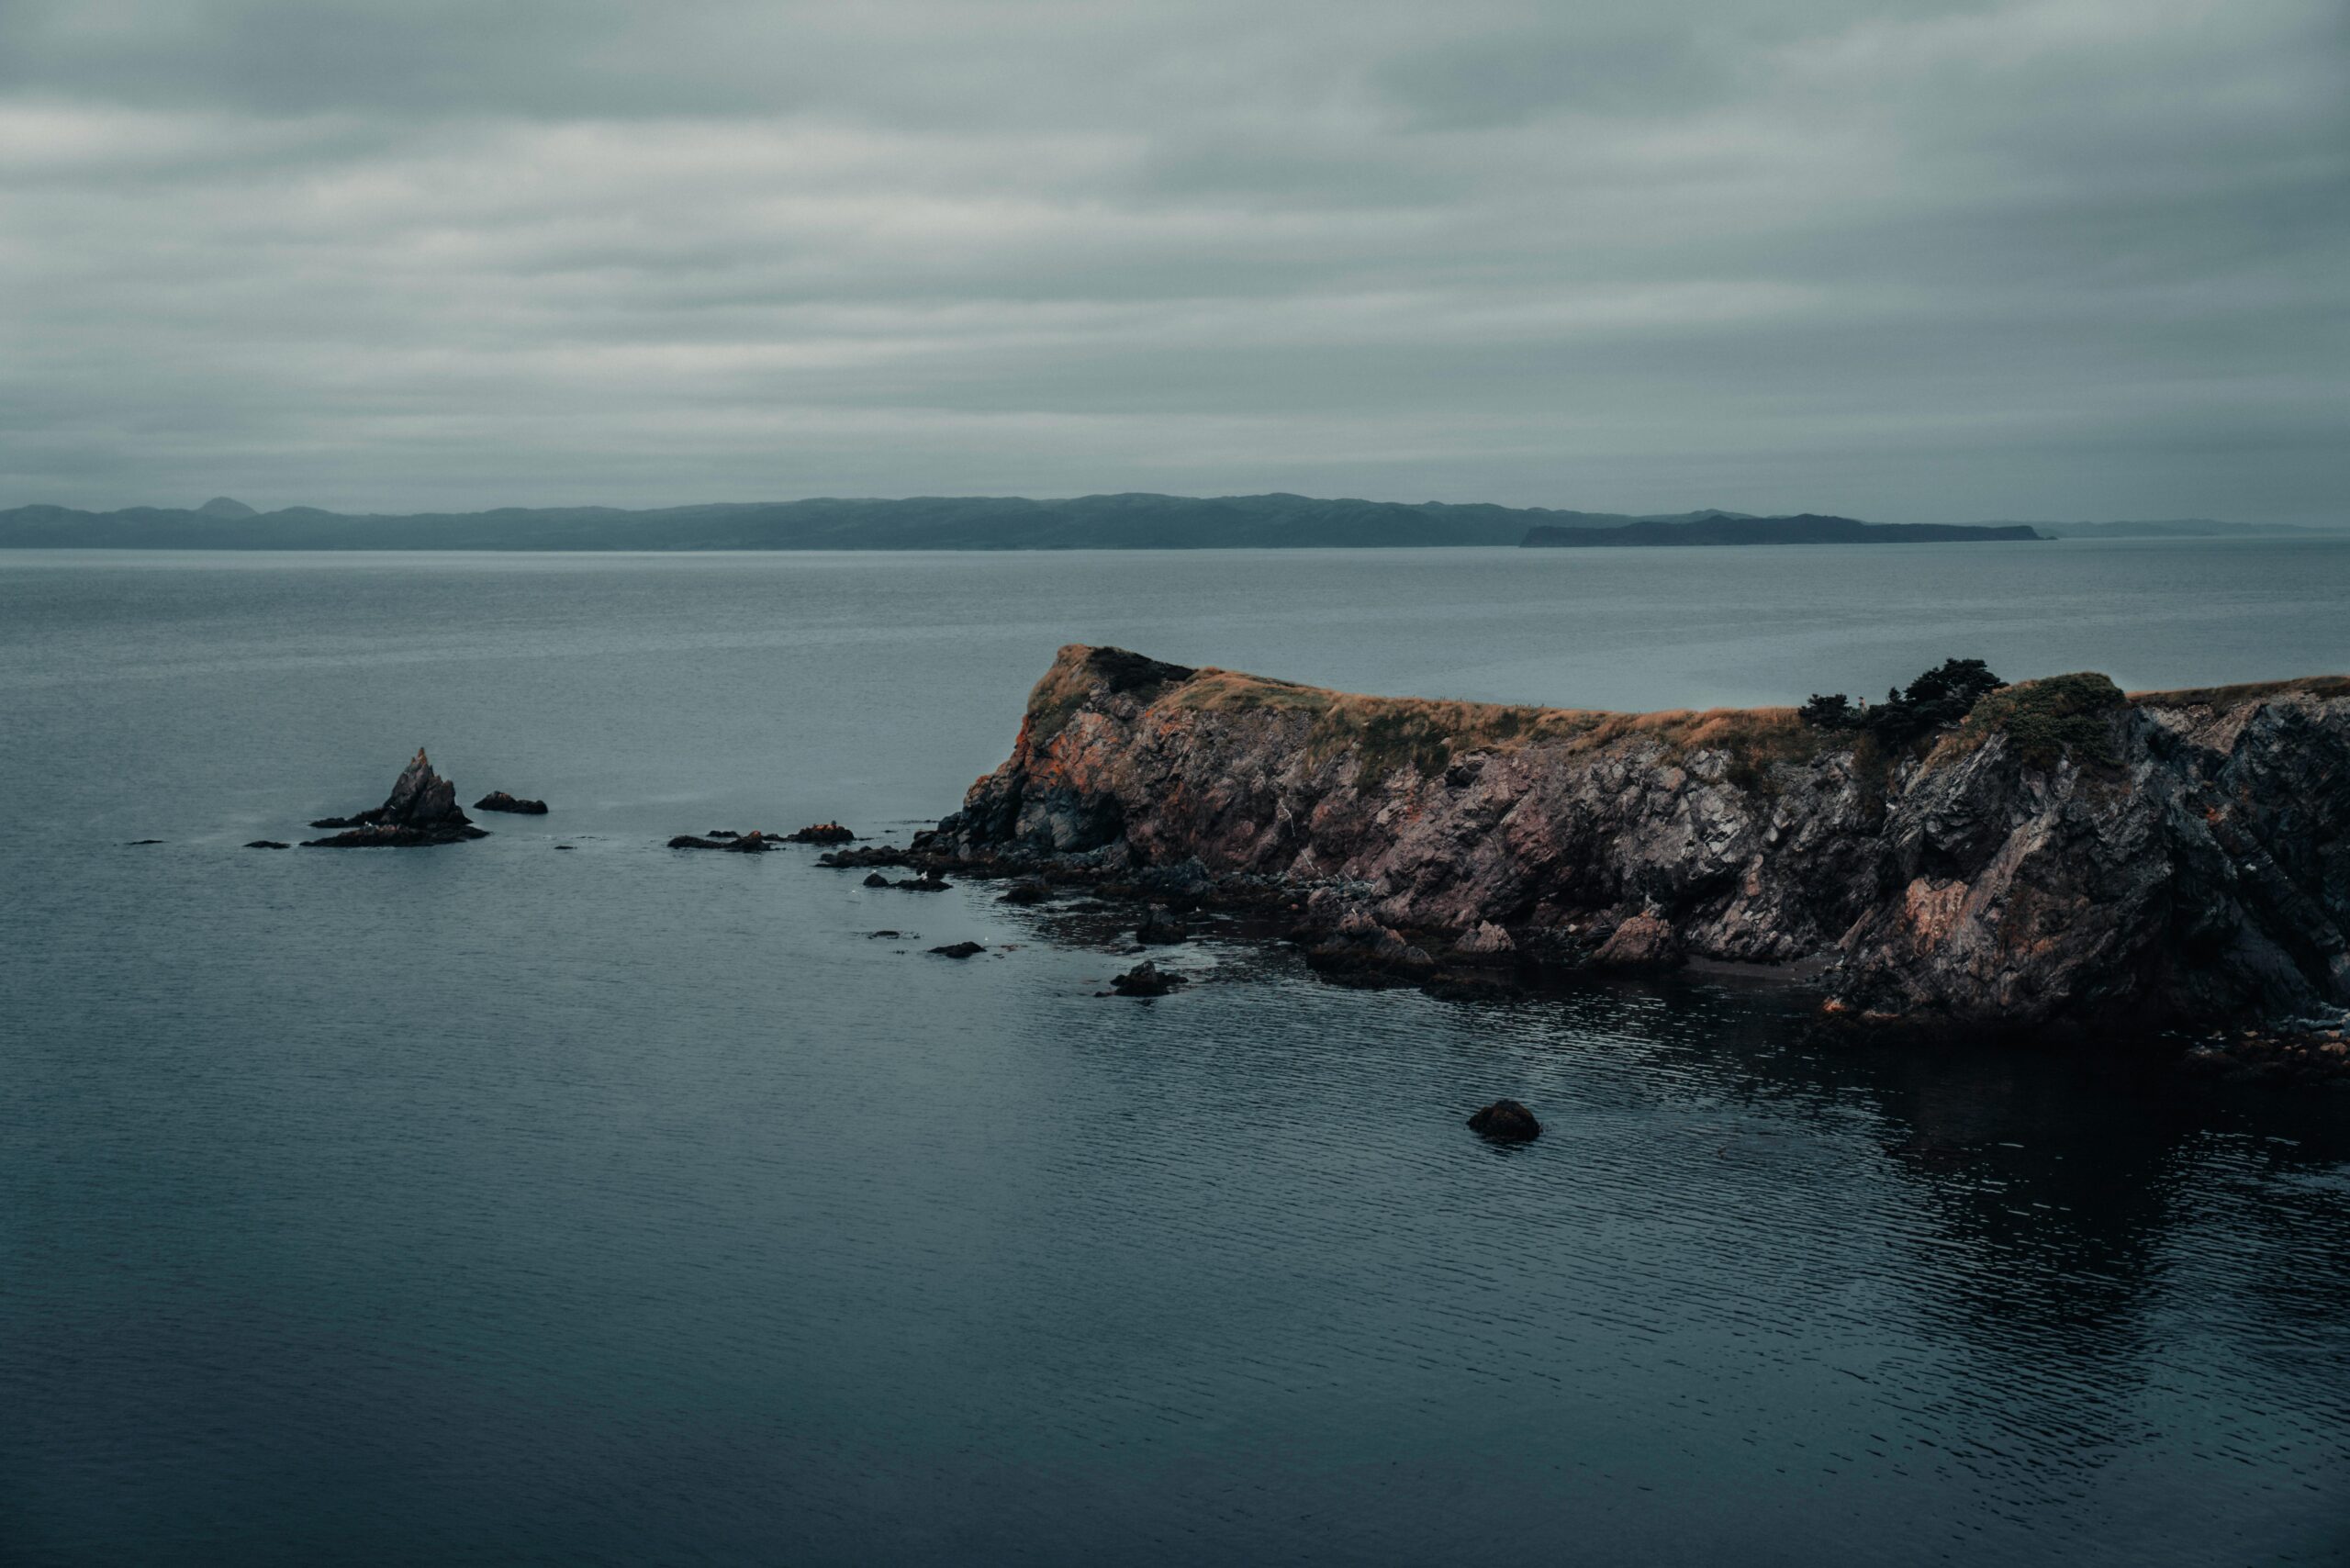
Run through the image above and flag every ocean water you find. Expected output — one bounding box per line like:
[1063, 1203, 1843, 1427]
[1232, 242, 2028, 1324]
[3, 541, 2348, 1567]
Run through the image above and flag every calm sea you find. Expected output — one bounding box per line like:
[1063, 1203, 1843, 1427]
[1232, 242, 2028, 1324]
[5, 542, 2348, 1566]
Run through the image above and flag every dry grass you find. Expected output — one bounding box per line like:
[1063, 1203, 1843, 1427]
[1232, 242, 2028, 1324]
[1166, 663, 1839, 784]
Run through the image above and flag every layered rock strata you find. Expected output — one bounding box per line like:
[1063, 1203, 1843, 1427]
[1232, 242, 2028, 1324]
[911, 644, 2350, 1035]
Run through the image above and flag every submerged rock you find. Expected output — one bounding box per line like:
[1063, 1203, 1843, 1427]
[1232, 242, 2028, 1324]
[998, 879, 1054, 905]
[1468, 1100, 1542, 1141]
[473, 791, 548, 814]
[304, 749, 487, 847]
[929, 941, 985, 959]
[244, 839, 291, 849]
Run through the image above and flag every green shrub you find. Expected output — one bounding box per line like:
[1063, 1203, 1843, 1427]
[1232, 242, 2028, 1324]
[1957, 673, 2125, 770]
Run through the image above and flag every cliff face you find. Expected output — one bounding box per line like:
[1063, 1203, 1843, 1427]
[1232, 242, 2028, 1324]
[921, 646, 2350, 1033]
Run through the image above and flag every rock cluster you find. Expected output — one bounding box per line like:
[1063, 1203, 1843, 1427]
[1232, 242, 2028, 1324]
[785, 822, 857, 844]
[910, 644, 2350, 1036]
[305, 750, 489, 847]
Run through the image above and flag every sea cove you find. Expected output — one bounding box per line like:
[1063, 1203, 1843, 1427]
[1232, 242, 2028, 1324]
[4, 541, 2348, 1565]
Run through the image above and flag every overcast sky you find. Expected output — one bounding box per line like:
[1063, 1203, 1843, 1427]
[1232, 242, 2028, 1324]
[2, 0, 2343, 521]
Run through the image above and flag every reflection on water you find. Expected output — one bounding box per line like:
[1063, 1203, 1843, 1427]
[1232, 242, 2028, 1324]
[2, 548, 2347, 1566]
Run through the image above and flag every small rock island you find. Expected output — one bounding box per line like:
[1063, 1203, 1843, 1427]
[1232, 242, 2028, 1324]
[901, 644, 2350, 1037]
[306, 749, 489, 847]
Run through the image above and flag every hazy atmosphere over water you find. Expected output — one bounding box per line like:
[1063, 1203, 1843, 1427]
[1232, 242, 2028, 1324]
[5, 0, 2346, 521]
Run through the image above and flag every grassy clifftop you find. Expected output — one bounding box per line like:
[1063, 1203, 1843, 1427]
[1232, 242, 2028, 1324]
[1027, 646, 2350, 790]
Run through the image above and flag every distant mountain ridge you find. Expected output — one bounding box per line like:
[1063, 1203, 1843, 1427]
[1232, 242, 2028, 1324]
[0, 493, 2297, 550]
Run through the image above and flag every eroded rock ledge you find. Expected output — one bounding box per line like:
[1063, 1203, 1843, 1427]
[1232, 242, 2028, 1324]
[904, 644, 2350, 1036]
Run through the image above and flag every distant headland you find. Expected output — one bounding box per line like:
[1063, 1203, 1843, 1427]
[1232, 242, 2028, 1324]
[0, 493, 2313, 551]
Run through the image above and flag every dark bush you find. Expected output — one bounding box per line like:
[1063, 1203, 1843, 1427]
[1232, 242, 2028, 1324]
[1801, 658, 2007, 745]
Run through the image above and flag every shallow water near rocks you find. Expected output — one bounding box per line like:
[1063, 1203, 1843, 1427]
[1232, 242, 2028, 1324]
[4, 543, 2349, 1566]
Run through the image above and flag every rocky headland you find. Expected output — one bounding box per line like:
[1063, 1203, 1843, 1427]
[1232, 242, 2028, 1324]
[901, 644, 2350, 1038]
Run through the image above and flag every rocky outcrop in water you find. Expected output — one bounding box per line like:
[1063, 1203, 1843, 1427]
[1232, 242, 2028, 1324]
[669, 830, 777, 851]
[305, 750, 488, 846]
[1468, 1100, 1543, 1141]
[474, 791, 548, 814]
[912, 644, 2350, 1036]
[1110, 959, 1186, 996]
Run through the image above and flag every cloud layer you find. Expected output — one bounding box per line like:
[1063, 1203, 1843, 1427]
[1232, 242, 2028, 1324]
[4, 0, 2344, 519]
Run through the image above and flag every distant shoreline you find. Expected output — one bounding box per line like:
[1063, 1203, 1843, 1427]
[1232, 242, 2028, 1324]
[2, 492, 2317, 551]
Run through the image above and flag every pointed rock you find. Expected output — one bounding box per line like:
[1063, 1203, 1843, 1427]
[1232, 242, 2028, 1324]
[304, 749, 487, 846]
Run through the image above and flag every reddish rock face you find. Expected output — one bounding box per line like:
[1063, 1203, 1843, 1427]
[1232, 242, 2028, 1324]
[1591, 913, 1681, 969]
[919, 644, 2350, 1036]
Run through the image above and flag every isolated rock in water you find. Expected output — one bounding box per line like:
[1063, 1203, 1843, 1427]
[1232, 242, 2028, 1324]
[245, 840, 291, 849]
[304, 749, 487, 846]
[998, 879, 1054, 905]
[1110, 959, 1186, 996]
[785, 822, 857, 844]
[863, 872, 893, 887]
[1592, 912, 1682, 969]
[1468, 1100, 1542, 1141]
[723, 830, 775, 853]
[473, 791, 548, 814]
[929, 941, 985, 959]
[1135, 907, 1190, 945]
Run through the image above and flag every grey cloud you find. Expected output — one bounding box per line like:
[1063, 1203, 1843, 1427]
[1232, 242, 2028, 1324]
[1, 0, 2343, 521]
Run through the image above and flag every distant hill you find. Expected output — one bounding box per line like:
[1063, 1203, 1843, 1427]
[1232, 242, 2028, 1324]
[1522, 515, 2043, 547]
[1, 494, 2305, 551]
[0, 493, 1684, 551]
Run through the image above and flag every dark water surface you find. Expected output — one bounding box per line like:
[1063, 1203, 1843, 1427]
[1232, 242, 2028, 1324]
[5, 543, 2348, 1566]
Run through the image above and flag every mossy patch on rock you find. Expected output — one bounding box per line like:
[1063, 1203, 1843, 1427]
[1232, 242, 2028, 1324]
[1955, 673, 2127, 770]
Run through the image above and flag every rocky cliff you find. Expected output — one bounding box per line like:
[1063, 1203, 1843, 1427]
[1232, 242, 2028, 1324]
[916, 645, 2350, 1035]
